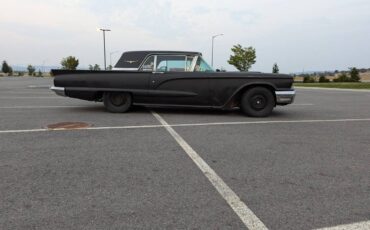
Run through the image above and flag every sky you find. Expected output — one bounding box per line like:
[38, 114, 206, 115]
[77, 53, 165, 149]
[1, 0, 370, 73]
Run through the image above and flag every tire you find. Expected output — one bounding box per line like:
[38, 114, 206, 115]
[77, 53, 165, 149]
[240, 87, 275, 117]
[103, 92, 132, 113]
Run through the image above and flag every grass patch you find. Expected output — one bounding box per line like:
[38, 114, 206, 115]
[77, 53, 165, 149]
[294, 82, 370, 89]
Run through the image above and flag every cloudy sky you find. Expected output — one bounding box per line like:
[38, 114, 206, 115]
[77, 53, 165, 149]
[1, 0, 369, 72]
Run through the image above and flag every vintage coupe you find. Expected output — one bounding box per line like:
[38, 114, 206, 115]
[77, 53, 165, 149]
[51, 51, 295, 117]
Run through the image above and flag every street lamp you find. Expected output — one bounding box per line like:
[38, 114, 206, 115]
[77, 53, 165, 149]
[97, 28, 111, 70]
[211, 33, 224, 67]
[109, 50, 120, 68]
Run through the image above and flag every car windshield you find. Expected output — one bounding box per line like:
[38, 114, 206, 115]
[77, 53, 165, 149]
[194, 57, 214, 72]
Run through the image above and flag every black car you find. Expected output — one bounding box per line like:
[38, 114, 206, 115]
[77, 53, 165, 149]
[51, 51, 295, 117]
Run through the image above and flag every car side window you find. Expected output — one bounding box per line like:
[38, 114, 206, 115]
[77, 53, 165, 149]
[140, 56, 155, 72]
[186, 56, 194, 71]
[156, 55, 187, 72]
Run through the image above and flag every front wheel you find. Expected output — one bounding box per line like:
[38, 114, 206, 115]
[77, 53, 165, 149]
[103, 92, 132, 113]
[240, 87, 275, 117]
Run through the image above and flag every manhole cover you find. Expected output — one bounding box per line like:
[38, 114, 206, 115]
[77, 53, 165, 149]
[47, 122, 91, 130]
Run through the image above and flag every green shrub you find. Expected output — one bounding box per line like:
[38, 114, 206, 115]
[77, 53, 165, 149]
[333, 73, 350, 82]
[303, 76, 315, 83]
[319, 76, 330, 83]
[8, 67, 13, 76]
[37, 70, 43, 77]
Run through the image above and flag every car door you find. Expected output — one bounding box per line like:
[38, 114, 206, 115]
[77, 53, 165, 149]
[147, 55, 211, 106]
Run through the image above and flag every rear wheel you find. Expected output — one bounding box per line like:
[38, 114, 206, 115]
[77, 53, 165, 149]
[240, 87, 275, 117]
[103, 92, 132, 113]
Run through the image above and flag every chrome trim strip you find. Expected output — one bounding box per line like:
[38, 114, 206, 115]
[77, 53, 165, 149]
[275, 90, 296, 104]
[50, 86, 66, 97]
[112, 67, 139, 71]
[276, 91, 296, 95]
[153, 55, 157, 72]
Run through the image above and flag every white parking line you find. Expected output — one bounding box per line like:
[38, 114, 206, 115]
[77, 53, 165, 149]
[151, 111, 268, 229]
[0, 104, 313, 109]
[314, 220, 370, 230]
[0, 128, 50, 134]
[0, 118, 370, 134]
[169, 118, 370, 128]
[0, 105, 94, 109]
[295, 87, 370, 92]
[290, 103, 314, 106]
[27, 85, 51, 89]
[0, 124, 164, 134]
[0, 92, 52, 94]
[0, 97, 61, 99]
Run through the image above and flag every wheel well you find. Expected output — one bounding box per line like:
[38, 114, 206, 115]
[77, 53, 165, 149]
[95, 92, 104, 101]
[228, 84, 276, 108]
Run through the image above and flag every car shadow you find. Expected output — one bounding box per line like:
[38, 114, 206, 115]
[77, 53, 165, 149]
[66, 104, 290, 118]
[140, 106, 290, 118]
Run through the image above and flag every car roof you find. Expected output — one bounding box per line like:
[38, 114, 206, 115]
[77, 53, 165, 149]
[114, 51, 202, 69]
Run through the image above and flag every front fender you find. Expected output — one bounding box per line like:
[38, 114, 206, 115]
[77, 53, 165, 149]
[221, 82, 277, 108]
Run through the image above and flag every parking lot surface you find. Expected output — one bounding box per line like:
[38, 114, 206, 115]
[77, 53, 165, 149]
[0, 77, 369, 229]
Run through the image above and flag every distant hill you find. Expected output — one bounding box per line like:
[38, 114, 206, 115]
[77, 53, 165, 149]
[294, 70, 370, 82]
[291, 68, 370, 75]
[11, 65, 90, 72]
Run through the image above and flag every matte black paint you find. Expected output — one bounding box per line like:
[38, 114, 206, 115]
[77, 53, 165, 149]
[52, 69, 294, 109]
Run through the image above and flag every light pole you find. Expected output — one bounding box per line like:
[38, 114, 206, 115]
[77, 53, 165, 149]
[211, 33, 223, 67]
[97, 28, 111, 70]
[109, 50, 119, 68]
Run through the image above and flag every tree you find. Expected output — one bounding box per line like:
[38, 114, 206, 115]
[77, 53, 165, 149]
[272, 63, 279, 73]
[349, 67, 360, 82]
[2, 61, 11, 73]
[107, 65, 113, 70]
[228, 44, 256, 71]
[27, 65, 36, 76]
[89, 64, 101, 71]
[61, 56, 79, 70]
[94, 64, 101, 70]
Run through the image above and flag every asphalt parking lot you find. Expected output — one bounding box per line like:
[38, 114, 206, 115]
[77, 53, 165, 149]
[0, 77, 369, 230]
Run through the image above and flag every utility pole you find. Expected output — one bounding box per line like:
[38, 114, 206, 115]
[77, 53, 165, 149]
[97, 28, 111, 70]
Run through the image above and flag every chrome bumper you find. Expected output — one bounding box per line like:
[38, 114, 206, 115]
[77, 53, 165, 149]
[50, 86, 66, 97]
[275, 90, 295, 104]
